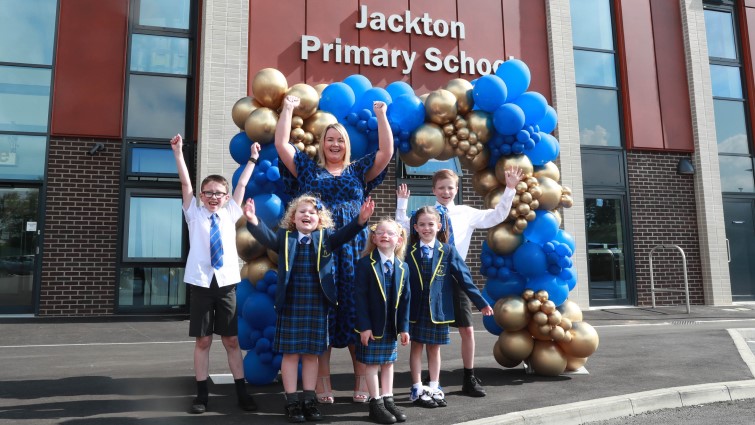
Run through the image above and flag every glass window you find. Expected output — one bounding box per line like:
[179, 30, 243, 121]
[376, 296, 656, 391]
[0, 0, 57, 65]
[138, 0, 191, 30]
[125, 194, 184, 260]
[719, 155, 755, 193]
[119, 266, 186, 307]
[130, 146, 178, 175]
[574, 50, 617, 87]
[0, 134, 46, 181]
[130, 34, 189, 75]
[405, 158, 462, 177]
[0, 66, 52, 133]
[705, 9, 737, 60]
[126, 75, 187, 139]
[576, 87, 622, 147]
[406, 195, 440, 215]
[713, 99, 750, 154]
[571, 0, 614, 50]
[710, 65, 743, 99]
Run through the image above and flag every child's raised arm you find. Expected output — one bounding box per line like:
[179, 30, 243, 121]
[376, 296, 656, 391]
[274, 95, 300, 177]
[358, 196, 375, 225]
[504, 166, 523, 189]
[395, 184, 411, 232]
[243, 199, 258, 226]
[233, 142, 261, 206]
[171, 134, 193, 210]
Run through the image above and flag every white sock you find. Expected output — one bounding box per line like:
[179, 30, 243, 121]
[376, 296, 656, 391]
[412, 382, 422, 390]
[429, 381, 439, 390]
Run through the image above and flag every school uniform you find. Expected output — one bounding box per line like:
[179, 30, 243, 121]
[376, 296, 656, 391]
[247, 217, 365, 354]
[407, 239, 489, 345]
[354, 250, 411, 364]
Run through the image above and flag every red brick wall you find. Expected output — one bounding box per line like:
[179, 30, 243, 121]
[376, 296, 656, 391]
[39, 137, 120, 316]
[626, 151, 703, 306]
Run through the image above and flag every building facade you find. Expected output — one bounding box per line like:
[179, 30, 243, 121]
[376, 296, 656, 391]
[0, 0, 752, 316]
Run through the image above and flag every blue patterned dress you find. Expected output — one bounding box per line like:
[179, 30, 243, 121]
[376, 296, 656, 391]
[281, 149, 387, 348]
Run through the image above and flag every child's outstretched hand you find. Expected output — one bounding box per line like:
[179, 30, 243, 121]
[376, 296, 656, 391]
[360, 330, 374, 346]
[170, 134, 183, 153]
[358, 196, 375, 225]
[504, 166, 523, 189]
[399, 331, 410, 346]
[243, 199, 258, 225]
[396, 183, 410, 200]
[250, 142, 261, 160]
[373, 101, 387, 118]
[283, 95, 300, 111]
[480, 305, 494, 316]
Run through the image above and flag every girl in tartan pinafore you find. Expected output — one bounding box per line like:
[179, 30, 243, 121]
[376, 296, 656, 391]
[244, 194, 375, 422]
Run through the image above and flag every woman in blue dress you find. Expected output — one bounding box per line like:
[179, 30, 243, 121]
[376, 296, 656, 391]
[275, 95, 394, 404]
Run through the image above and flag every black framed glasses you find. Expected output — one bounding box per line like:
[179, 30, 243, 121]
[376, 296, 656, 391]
[201, 191, 227, 199]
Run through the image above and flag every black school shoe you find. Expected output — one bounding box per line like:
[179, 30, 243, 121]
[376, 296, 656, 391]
[382, 396, 406, 422]
[189, 397, 207, 414]
[285, 401, 306, 423]
[369, 398, 397, 424]
[238, 393, 258, 411]
[462, 375, 486, 397]
[301, 399, 323, 421]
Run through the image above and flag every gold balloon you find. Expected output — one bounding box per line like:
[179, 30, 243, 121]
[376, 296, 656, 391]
[442, 123, 456, 136]
[424, 89, 458, 125]
[513, 218, 528, 233]
[456, 127, 470, 140]
[314, 83, 328, 96]
[495, 155, 534, 185]
[460, 147, 490, 172]
[291, 127, 306, 142]
[537, 177, 563, 210]
[532, 311, 548, 326]
[291, 116, 304, 128]
[493, 341, 522, 368]
[498, 329, 535, 361]
[286, 83, 319, 119]
[252, 68, 287, 109]
[235, 221, 267, 262]
[559, 317, 573, 331]
[305, 145, 318, 158]
[472, 169, 500, 197]
[536, 290, 549, 303]
[466, 111, 494, 143]
[244, 107, 279, 145]
[565, 356, 588, 371]
[493, 296, 530, 331]
[267, 248, 279, 264]
[303, 111, 338, 143]
[399, 149, 428, 167]
[561, 195, 574, 208]
[557, 300, 584, 322]
[529, 185, 543, 199]
[410, 123, 446, 159]
[516, 203, 531, 216]
[483, 185, 507, 209]
[547, 310, 562, 325]
[534, 161, 561, 181]
[530, 340, 567, 376]
[444, 78, 474, 114]
[522, 289, 535, 300]
[245, 256, 276, 284]
[525, 210, 537, 221]
[550, 326, 567, 342]
[434, 138, 457, 161]
[562, 186, 572, 196]
[551, 209, 562, 226]
[487, 222, 523, 255]
[559, 321, 599, 358]
[232, 97, 259, 130]
[454, 116, 467, 129]
[527, 298, 542, 313]
[541, 300, 556, 315]
[419, 93, 430, 103]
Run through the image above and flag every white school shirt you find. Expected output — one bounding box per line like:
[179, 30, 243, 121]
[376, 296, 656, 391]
[396, 186, 516, 260]
[183, 197, 243, 288]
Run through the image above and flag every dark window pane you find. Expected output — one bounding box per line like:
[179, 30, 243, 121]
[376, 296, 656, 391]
[126, 75, 187, 139]
[585, 197, 628, 303]
[710, 65, 743, 99]
[119, 267, 187, 307]
[406, 195, 440, 214]
[131, 146, 178, 174]
[719, 156, 755, 193]
[576, 87, 622, 147]
[0, 135, 46, 180]
[0, 188, 38, 311]
[713, 99, 750, 154]
[0, 66, 51, 133]
[139, 0, 190, 29]
[0, 0, 57, 65]
[131, 34, 189, 75]
[571, 0, 614, 50]
[704, 9, 737, 60]
[574, 50, 617, 87]
[126, 195, 183, 259]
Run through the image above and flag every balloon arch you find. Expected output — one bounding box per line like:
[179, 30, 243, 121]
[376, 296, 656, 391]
[229, 61, 598, 384]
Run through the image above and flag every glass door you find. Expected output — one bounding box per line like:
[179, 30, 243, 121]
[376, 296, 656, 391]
[724, 198, 755, 300]
[0, 187, 40, 314]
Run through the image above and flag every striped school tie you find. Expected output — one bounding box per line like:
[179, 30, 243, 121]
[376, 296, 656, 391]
[384, 260, 393, 281]
[421, 245, 431, 258]
[210, 213, 223, 269]
[436, 204, 455, 245]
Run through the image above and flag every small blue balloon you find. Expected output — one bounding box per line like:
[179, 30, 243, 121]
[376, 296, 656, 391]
[346, 112, 359, 125]
[254, 337, 271, 354]
[523, 210, 559, 245]
[264, 270, 278, 284]
[493, 103, 525, 135]
[263, 325, 276, 341]
[525, 132, 560, 166]
[358, 108, 373, 121]
[537, 105, 558, 134]
[473, 74, 508, 112]
[267, 283, 277, 298]
[559, 267, 578, 291]
[266, 166, 280, 182]
[243, 292, 276, 328]
[516, 130, 530, 142]
[258, 143, 279, 163]
[236, 279, 254, 312]
[524, 138, 536, 151]
[495, 59, 531, 101]
[554, 229, 576, 253]
[256, 279, 269, 293]
[258, 159, 272, 172]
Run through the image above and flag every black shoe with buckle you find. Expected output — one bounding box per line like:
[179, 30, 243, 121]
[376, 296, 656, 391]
[462, 375, 486, 397]
[301, 399, 323, 421]
[369, 398, 397, 424]
[238, 394, 258, 411]
[285, 401, 306, 423]
[382, 396, 406, 422]
[189, 397, 207, 414]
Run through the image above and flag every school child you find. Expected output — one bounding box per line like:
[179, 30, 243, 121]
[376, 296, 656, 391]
[170, 133, 260, 414]
[354, 219, 411, 424]
[396, 166, 522, 397]
[406, 206, 493, 408]
[244, 194, 375, 423]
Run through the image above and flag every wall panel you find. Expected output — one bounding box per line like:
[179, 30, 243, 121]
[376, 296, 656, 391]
[248, 0, 305, 90]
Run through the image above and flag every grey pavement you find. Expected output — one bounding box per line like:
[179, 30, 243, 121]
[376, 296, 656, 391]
[2, 304, 755, 424]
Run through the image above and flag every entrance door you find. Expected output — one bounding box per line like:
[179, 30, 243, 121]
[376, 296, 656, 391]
[724, 198, 755, 300]
[0, 187, 40, 314]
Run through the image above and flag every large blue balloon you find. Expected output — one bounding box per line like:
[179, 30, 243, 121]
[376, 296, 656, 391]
[258, 143, 279, 163]
[388, 94, 425, 131]
[238, 318, 254, 350]
[525, 132, 560, 165]
[344, 123, 369, 160]
[319, 82, 355, 120]
[229, 132, 253, 165]
[523, 210, 560, 245]
[554, 229, 576, 254]
[514, 92, 548, 125]
[243, 292, 276, 328]
[513, 242, 547, 278]
[386, 81, 414, 101]
[537, 105, 558, 134]
[493, 103, 526, 135]
[473, 75, 508, 112]
[525, 274, 569, 306]
[483, 314, 503, 336]
[558, 267, 578, 291]
[236, 279, 254, 313]
[343, 74, 372, 100]
[252, 193, 284, 229]
[243, 351, 279, 385]
[495, 59, 531, 101]
[353, 87, 392, 113]
[485, 274, 527, 301]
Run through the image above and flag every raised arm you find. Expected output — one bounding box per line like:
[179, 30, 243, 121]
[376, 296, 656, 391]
[395, 183, 411, 232]
[171, 134, 193, 209]
[232, 142, 261, 206]
[470, 166, 523, 230]
[364, 101, 394, 183]
[275, 95, 300, 177]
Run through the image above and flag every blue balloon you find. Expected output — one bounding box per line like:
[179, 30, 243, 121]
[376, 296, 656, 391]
[258, 143, 279, 163]
[537, 105, 558, 134]
[256, 279, 269, 293]
[248, 329, 262, 347]
[267, 283, 277, 298]
[263, 325, 276, 341]
[513, 92, 548, 125]
[266, 166, 280, 182]
[386, 81, 414, 101]
[554, 229, 576, 254]
[264, 270, 278, 284]
[229, 132, 253, 165]
[486, 274, 527, 300]
[238, 319, 253, 350]
[319, 82, 355, 119]
[259, 351, 274, 364]
[559, 267, 578, 291]
[473, 74, 508, 112]
[343, 74, 372, 100]
[272, 354, 283, 371]
[513, 242, 547, 278]
[523, 210, 559, 245]
[525, 132, 560, 165]
[254, 337, 271, 354]
[481, 288, 495, 306]
[252, 193, 284, 229]
[243, 292, 276, 328]
[243, 351, 279, 385]
[493, 103, 526, 135]
[495, 59, 531, 101]
[344, 123, 368, 160]
[236, 279, 254, 312]
[354, 87, 392, 115]
[483, 314, 503, 336]
[526, 274, 568, 306]
[388, 94, 425, 131]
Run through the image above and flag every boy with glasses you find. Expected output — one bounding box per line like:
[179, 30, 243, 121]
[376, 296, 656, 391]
[171, 133, 260, 414]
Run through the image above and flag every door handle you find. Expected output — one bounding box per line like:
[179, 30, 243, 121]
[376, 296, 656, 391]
[726, 238, 730, 263]
[732, 220, 745, 224]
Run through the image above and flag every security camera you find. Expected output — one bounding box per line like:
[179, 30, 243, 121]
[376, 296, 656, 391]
[88, 142, 105, 155]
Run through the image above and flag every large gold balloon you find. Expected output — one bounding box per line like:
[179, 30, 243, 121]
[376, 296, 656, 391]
[465, 111, 494, 143]
[537, 177, 563, 210]
[472, 169, 500, 197]
[410, 123, 445, 159]
[434, 137, 457, 161]
[244, 107, 279, 144]
[559, 321, 599, 358]
[493, 341, 522, 368]
[399, 149, 428, 167]
[495, 155, 534, 185]
[530, 340, 568, 376]
[252, 68, 288, 110]
[487, 223, 523, 255]
[303, 111, 338, 143]
[498, 329, 535, 361]
[235, 220, 267, 262]
[232, 97, 260, 130]
[460, 146, 490, 172]
[245, 256, 276, 284]
[267, 248, 279, 264]
[493, 296, 530, 331]
[286, 83, 319, 119]
[557, 300, 583, 322]
[483, 185, 507, 209]
[565, 356, 588, 371]
[444, 78, 474, 115]
[425, 89, 458, 125]
[534, 161, 561, 181]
